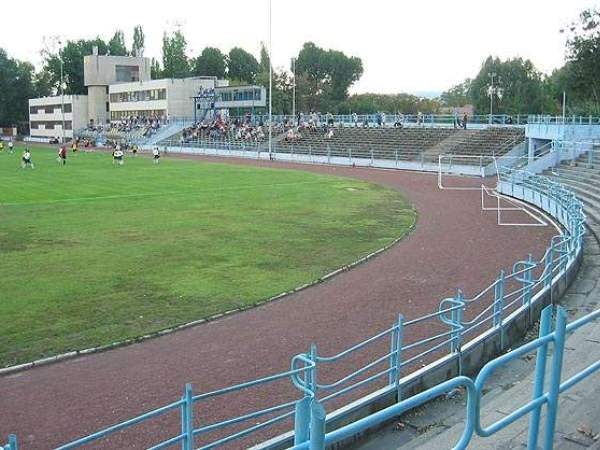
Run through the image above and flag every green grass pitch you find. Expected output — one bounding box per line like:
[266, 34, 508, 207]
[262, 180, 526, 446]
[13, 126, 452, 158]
[0, 145, 416, 367]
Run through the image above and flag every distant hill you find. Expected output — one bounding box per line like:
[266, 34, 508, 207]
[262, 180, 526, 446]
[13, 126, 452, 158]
[411, 90, 442, 99]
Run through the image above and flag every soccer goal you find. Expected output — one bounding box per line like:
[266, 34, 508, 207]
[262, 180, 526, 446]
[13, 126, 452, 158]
[438, 153, 549, 227]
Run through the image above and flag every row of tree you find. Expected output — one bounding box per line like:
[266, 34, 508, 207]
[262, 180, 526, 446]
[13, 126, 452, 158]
[440, 8, 600, 116]
[2, 8, 600, 132]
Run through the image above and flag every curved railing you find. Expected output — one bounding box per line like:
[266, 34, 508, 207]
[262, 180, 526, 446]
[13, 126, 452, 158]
[291, 304, 600, 450]
[3, 164, 585, 450]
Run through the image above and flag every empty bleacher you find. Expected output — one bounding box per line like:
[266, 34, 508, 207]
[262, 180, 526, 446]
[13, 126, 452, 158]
[274, 127, 525, 164]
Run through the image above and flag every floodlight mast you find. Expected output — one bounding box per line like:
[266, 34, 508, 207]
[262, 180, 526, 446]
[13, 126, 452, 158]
[292, 57, 296, 120]
[489, 72, 496, 125]
[57, 38, 66, 144]
[268, 0, 273, 159]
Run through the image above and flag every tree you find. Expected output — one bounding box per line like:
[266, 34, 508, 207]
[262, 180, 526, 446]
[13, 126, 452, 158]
[259, 42, 270, 73]
[108, 30, 128, 56]
[227, 47, 260, 84]
[338, 93, 440, 115]
[42, 38, 108, 94]
[440, 80, 472, 107]
[468, 56, 553, 115]
[161, 30, 190, 78]
[256, 68, 293, 114]
[32, 68, 54, 97]
[560, 8, 600, 113]
[131, 25, 145, 57]
[193, 47, 226, 78]
[295, 42, 363, 111]
[0, 48, 37, 132]
[150, 58, 162, 79]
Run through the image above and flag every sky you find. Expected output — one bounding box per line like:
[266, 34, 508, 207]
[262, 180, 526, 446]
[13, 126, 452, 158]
[0, 0, 596, 95]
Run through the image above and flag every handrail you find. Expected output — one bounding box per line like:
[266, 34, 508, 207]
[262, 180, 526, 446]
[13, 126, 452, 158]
[297, 304, 600, 450]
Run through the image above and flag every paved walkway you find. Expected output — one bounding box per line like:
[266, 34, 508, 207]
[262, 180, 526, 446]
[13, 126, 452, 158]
[0, 157, 554, 449]
[352, 227, 600, 450]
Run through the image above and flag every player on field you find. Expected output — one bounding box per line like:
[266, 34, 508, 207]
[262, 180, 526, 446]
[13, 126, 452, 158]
[8, 141, 14, 154]
[0, 141, 4, 152]
[21, 148, 34, 169]
[58, 145, 67, 166]
[152, 147, 160, 164]
[113, 145, 124, 166]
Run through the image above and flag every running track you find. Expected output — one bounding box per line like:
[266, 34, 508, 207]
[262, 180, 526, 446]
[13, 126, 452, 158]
[0, 156, 555, 449]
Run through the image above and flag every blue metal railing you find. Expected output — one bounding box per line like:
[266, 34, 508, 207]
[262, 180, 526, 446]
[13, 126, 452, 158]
[4, 152, 586, 449]
[223, 113, 526, 128]
[527, 115, 600, 125]
[291, 304, 600, 450]
[1, 435, 17, 450]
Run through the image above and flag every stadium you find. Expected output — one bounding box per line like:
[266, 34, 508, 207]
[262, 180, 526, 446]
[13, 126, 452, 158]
[2, 3, 600, 450]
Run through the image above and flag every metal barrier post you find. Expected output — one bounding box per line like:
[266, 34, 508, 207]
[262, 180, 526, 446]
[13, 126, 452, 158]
[543, 307, 568, 449]
[545, 244, 554, 288]
[388, 314, 404, 399]
[450, 291, 464, 354]
[523, 254, 534, 325]
[493, 271, 505, 349]
[181, 384, 193, 450]
[527, 306, 552, 450]
[309, 343, 318, 397]
[309, 400, 326, 450]
[294, 397, 312, 445]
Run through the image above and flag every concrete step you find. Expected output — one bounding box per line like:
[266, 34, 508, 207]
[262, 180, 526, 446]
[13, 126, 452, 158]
[547, 175, 600, 200]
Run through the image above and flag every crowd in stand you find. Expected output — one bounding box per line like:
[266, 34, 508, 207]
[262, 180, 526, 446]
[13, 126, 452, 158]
[86, 114, 167, 138]
[180, 112, 277, 144]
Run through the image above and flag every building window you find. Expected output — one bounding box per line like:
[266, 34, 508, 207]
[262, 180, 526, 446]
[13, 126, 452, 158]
[115, 65, 140, 82]
[29, 103, 72, 114]
[109, 88, 166, 103]
[30, 120, 73, 130]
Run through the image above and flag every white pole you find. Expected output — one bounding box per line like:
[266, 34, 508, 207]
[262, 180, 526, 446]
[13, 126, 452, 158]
[489, 72, 494, 124]
[268, 0, 273, 158]
[292, 57, 296, 121]
[60, 52, 65, 143]
[562, 91, 566, 123]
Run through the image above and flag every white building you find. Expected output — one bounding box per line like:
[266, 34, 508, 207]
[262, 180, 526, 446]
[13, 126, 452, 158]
[109, 77, 229, 122]
[27, 51, 266, 142]
[28, 95, 88, 141]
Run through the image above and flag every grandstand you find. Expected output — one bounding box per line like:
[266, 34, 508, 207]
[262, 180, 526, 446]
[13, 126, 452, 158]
[276, 126, 525, 160]
[163, 123, 526, 167]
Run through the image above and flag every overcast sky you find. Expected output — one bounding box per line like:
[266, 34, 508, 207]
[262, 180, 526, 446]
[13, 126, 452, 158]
[0, 0, 595, 95]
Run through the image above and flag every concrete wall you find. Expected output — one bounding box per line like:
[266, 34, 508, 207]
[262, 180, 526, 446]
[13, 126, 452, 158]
[83, 55, 150, 87]
[527, 122, 600, 142]
[160, 145, 490, 176]
[87, 86, 108, 125]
